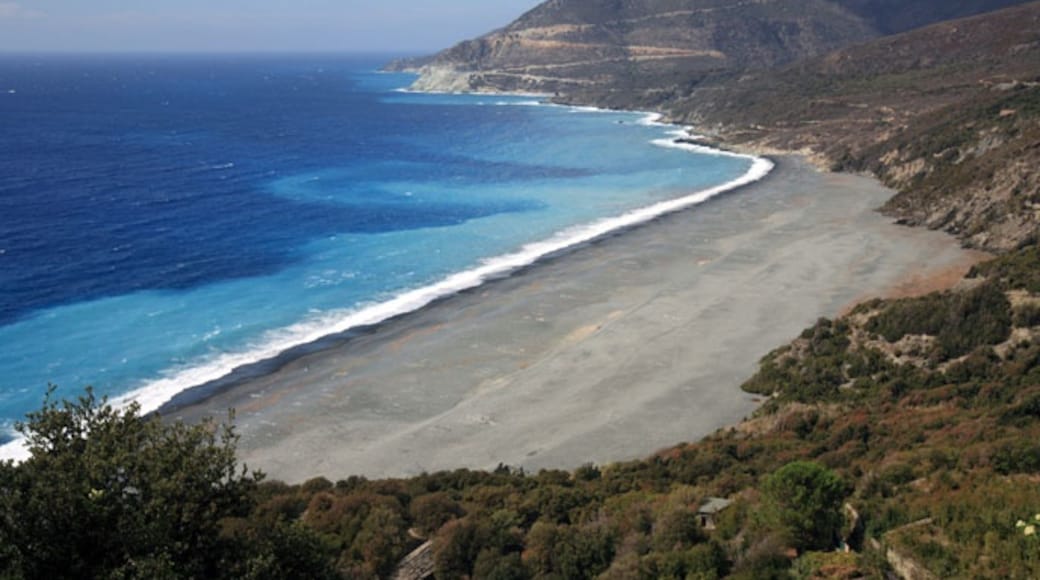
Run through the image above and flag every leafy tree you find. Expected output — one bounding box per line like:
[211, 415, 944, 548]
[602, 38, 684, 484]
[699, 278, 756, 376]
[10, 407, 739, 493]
[472, 550, 530, 580]
[221, 518, 338, 580]
[410, 491, 464, 536]
[642, 542, 728, 580]
[350, 505, 410, 578]
[524, 522, 615, 580]
[0, 387, 329, 579]
[652, 509, 706, 552]
[433, 518, 482, 578]
[761, 461, 848, 552]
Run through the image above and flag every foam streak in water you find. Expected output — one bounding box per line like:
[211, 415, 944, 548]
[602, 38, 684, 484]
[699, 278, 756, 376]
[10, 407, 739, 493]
[0, 116, 773, 463]
[126, 153, 771, 412]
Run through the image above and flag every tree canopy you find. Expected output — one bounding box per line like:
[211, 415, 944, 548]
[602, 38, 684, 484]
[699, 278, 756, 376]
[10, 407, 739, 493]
[0, 387, 334, 579]
[761, 461, 848, 552]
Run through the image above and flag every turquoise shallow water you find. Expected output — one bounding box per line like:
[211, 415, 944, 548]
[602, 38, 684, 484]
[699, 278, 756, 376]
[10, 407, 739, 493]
[0, 54, 763, 452]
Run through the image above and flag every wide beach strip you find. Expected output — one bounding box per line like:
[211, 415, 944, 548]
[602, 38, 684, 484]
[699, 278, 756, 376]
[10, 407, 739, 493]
[170, 157, 981, 481]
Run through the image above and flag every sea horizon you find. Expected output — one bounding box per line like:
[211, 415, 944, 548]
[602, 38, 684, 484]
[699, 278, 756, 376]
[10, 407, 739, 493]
[0, 52, 768, 458]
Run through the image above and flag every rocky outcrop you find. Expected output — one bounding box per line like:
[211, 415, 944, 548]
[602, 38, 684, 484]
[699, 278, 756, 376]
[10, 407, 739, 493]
[877, 120, 1040, 252]
[408, 64, 479, 94]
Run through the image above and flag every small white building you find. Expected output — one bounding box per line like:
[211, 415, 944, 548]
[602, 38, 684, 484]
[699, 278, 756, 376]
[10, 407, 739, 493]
[697, 497, 733, 531]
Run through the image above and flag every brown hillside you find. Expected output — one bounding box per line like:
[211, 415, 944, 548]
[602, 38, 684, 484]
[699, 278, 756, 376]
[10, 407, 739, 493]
[679, 1, 1040, 251]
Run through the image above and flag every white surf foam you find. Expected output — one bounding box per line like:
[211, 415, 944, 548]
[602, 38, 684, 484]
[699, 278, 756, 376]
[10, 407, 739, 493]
[652, 137, 742, 158]
[637, 113, 666, 126]
[0, 424, 28, 462]
[566, 105, 606, 114]
[393, 87, 552, 98]
[123, 151, 771, 415]
[493, 100, 545, 107]
[0, 103, 774, 464]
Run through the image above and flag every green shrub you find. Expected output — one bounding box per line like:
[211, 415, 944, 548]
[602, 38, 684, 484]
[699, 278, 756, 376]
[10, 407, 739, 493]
[409, 492, 464, 536]
[972, 245, 1040, 293]
[641, 542, 728, 580]
[867, 283, 1011, 359]
[652, 509, 706, 551]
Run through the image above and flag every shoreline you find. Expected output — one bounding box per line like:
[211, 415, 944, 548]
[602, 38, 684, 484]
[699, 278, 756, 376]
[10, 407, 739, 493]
[0, 95, 770, 463]
[153, 152, 773, 414]
[132, 110, 771, 413]
[169, 155, 980, 482]
[156, 149, 773, 415]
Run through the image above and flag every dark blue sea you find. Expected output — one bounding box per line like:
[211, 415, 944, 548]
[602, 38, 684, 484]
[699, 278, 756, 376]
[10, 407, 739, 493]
[0, 54, 768, 455]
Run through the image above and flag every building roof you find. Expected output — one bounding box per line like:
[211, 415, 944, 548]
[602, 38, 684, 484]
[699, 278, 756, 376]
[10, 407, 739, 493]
[698, 497, 732, 515]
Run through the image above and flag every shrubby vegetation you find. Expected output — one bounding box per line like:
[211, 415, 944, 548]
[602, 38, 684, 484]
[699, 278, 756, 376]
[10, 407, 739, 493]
[866, 281, 1011, 358]
[972, 244, 1040, 293]
[6, 248, 1040, 579]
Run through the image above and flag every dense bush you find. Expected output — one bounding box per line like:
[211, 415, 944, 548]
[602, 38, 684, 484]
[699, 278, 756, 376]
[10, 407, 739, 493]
[972, 244, 1040, 293]
[743, 318, 854, 403]
[866, 282, 1011, 359]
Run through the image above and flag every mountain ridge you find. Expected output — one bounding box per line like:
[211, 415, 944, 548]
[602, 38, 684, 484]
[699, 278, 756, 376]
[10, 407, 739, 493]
[394, 0, 1031, 100]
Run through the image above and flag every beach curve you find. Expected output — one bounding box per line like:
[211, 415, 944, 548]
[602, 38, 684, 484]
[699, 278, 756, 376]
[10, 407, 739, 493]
[167, 155, 982, 481]
[0, 112, 772, 463]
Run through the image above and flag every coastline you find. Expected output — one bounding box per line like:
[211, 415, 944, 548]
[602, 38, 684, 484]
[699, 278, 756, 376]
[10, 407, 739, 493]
[0, 89, 769, 463]
[168, 155, 980, 482]
[120, 109, 770, 415]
